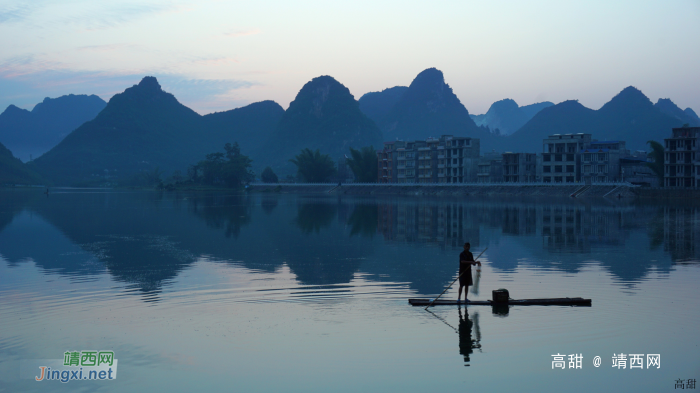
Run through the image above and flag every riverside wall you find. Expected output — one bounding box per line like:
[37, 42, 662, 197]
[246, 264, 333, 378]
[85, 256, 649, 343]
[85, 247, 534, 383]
[248, 183, 668, 198]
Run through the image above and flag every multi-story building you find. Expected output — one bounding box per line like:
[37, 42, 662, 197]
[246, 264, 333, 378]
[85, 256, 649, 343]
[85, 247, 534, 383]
[377, 141, 399, 183]
[418, 138, 440, 183]
[541, 133, 592, 183]
[579, 140, 629, 183]
[620, 157, 658, 187]
[502, 152, 538, 182]
[396, 140, 420, 183]
[664, 126, 700, 188]
[442, 136, 480, 183]
[382, 135, 480, 183]
[477, 152, 503, 183]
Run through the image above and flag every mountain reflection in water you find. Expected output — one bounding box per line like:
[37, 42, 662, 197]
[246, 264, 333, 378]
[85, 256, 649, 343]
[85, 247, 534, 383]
[0, 190, 698, 303]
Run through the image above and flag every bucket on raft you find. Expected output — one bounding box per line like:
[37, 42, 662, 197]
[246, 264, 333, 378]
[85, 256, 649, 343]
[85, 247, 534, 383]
[492, 288, 509, 303]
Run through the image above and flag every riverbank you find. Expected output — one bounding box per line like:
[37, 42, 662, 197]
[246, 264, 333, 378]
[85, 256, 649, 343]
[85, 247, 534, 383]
[249, 183, 700, 199]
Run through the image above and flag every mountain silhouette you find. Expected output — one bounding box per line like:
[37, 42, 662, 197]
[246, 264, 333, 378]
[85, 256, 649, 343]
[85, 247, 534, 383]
[470, 98, 553, 135]
[0, 94, 106, 162]
[507, 87, 685, 152]
[654, 98, 700, 126]
[0, 141, 43, 184]
[203, 100, 285, 155]
[520, 101, 555, 120]
[260, 75, 383, 175]
[684, 108, 699, 121]
[378, 68, 492, 145]
[358, 86, 408, 124]
[31, 77, 283, 185]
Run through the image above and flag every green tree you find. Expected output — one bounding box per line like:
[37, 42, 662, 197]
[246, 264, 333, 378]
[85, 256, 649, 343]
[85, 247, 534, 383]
[195, 142, 254, 187]
[289, 148, 337, 182]
[261, 166, 278, 183]
[646, 140, 664, 185]
[347, 146, 377, 183]
[221, 142, 254, 187]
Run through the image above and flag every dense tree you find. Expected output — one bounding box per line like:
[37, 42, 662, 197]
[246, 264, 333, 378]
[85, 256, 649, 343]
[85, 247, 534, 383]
[261, 166, 278, 183]
[347, 146, 377, 183]
[192, 142, 254, 187]
[646, 140, 664, 185]
[289, 148, 337, 182]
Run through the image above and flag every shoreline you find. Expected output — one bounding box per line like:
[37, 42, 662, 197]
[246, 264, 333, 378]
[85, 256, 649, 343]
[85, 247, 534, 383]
[248, 183, 700, 199]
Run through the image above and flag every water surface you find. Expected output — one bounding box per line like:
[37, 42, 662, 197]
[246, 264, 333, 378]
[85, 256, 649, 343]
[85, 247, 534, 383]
[1, 189, 699, 392]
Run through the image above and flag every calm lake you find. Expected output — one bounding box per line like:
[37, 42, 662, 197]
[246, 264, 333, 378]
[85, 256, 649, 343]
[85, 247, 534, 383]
[1, 189, 699, 392]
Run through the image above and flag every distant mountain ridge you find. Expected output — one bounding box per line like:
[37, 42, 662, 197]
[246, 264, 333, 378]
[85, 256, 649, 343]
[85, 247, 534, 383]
[261, 75, 383, 175]
[360, 68, 496, 149]
[31, 77, 284, 185]
[506, 87, 688, 152]
[470, 99, 554, 135]
[11, 73, 700, 185]
[684, 108, 699, 121]
[358, 86, 408, 125]
[0, 94, 107, 162]
[654, 98, 700, 126]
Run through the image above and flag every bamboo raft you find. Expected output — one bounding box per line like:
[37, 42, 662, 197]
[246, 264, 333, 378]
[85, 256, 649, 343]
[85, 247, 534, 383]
[408, 297, 591, 306]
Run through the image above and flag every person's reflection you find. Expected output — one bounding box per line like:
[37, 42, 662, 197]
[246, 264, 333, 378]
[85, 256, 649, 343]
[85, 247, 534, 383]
[458, 306, 482, 366]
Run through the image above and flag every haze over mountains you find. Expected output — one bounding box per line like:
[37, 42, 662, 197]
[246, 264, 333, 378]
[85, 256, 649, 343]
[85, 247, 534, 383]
[0, 95, 106, 162]
[359, 68, 492, 145]
[31, 77, 283, 185]
[0, 67, 697, 186]
[470, 99, 554, 135]
[263, 75, 383, 175]
[505, 86, 698, 152]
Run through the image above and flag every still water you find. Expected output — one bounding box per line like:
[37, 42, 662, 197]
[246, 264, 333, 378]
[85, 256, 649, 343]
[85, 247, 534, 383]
[0, 189, 699, 392]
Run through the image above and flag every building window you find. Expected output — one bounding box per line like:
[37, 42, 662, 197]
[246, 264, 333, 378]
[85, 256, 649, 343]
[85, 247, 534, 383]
[543, 166, 551, 173]
[566, 176, 574, 183]
[584, 154, 591, 161]
[543, 154, 551, 162]
[584, 165, 591, 174]
[554, 165, 562, 173]
[544, 177, 551, 183]
[598, 165, 605, 173]
[555, 154, 562, 161]
[554, 176, 562, 183]
[566, 165, 574, 172]
[567, 154, 574, 162]
[598, 153, 606, 161]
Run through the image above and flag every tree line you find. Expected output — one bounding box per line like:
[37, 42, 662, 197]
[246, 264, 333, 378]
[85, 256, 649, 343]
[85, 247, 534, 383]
[138, 140, 667, 189]
[139, 143, 378, 189]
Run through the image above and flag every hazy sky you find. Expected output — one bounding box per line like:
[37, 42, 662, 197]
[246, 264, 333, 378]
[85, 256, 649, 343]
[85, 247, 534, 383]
[1, 0, 698, 115]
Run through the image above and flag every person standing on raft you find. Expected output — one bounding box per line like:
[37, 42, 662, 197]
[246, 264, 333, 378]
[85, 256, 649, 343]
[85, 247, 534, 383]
[458, 242, 481, 303]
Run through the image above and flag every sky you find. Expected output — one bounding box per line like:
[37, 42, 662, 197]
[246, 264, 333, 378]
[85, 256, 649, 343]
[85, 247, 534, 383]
[1, 0, 699, 115]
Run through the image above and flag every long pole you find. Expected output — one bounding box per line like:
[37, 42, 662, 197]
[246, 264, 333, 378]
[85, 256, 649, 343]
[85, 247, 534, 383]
[425, 248, 487, 310]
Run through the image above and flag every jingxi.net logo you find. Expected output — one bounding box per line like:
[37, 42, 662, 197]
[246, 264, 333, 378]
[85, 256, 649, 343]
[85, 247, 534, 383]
[20, 350, 118, 383]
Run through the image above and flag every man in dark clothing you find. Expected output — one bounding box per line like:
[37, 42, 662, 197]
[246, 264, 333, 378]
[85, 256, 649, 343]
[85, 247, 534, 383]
[458, 242, 480, 302]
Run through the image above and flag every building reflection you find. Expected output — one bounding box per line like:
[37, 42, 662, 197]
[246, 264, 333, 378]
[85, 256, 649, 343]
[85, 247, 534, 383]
[662, 206, 700, 263]
[378, 202, 481, 249]
[375, 198, 700, 282]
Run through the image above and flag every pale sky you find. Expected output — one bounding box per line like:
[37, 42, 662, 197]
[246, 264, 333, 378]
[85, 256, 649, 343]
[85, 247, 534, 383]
[1, 0, 699, 115]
